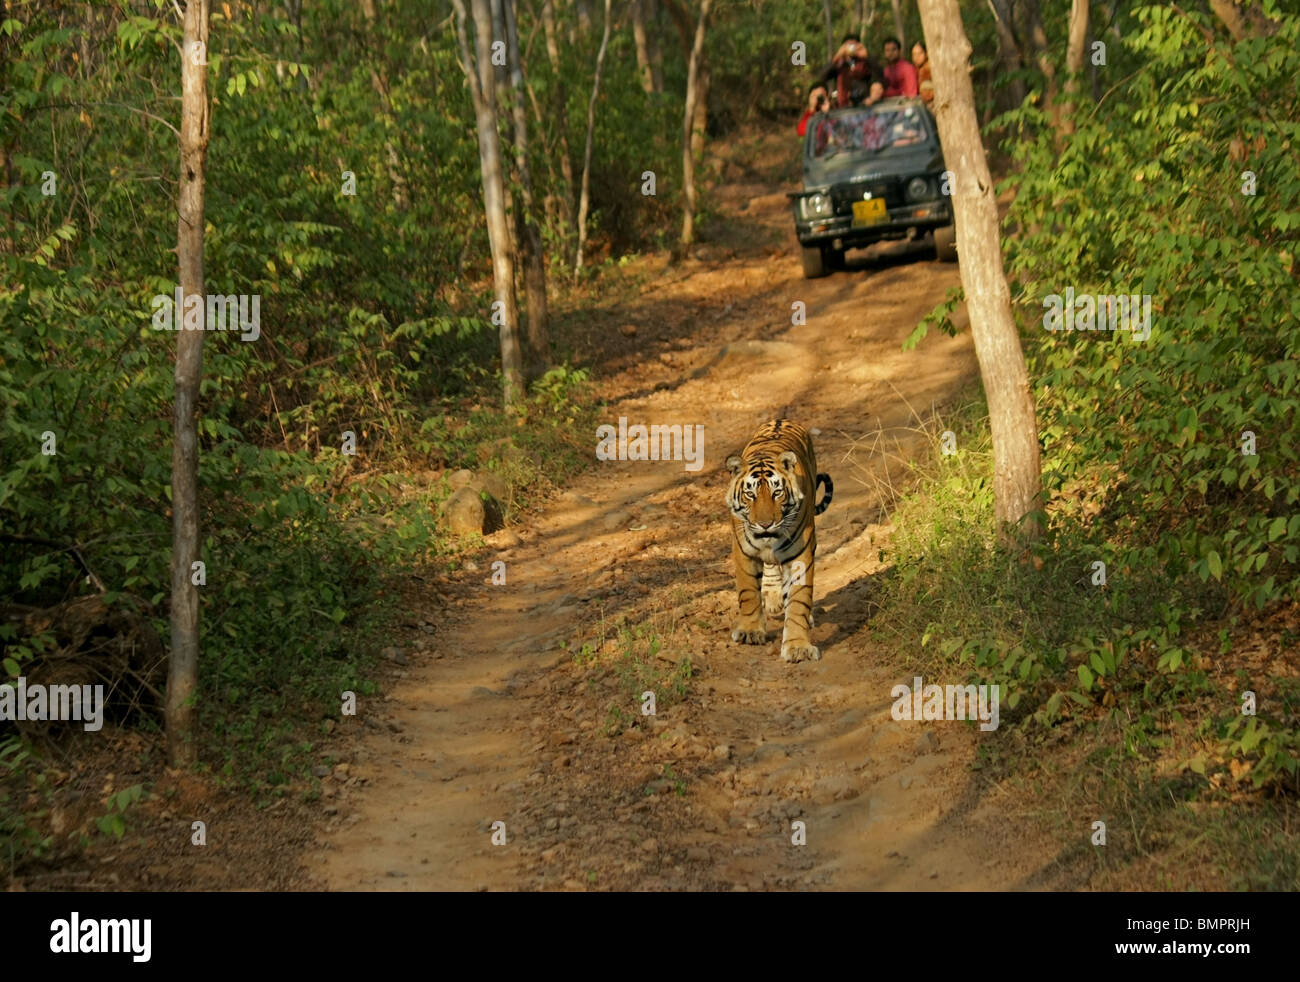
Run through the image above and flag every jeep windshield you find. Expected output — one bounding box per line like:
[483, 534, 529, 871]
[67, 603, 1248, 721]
[809, 105, 931, 158]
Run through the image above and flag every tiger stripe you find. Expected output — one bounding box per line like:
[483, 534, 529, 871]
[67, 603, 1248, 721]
[725, 419, 832, 664]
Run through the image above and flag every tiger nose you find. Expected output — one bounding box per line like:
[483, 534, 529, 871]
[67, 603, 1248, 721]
[758, 519, 775, 529]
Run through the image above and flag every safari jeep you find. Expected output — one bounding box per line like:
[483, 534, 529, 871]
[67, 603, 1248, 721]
[789, 97, 956, 278]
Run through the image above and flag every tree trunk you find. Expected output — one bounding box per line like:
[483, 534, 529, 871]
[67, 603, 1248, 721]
[490, 0, 511, 109]
[490, 0, 519, 268]
[645, 0, 665, 91]
[573, 0, 612, 278]
[359, 0, 410, 210]
[661, 0, 708, 157]
[890, 0, 906, 49]
[1018, 0, 1058, 127]
[633, 0, 656, 93]
[541, 0, 577, 248]
[679, 0, 712, 250]
[691, 59, 710, 160]
[1060, 0, 1089, 136]
[987, 0, 1026, 111]
[1210, 0, 1249, 40]
[453, 0, 525, 407]
[1087, 17, 1100, 102]
[503, 0, 550, 377]
[858, 0, 879, 46]
[824, 0, 834, 61]
[1210, 0, 1280, 40]
[1102, 0, 1122, 45]
[166, 0, 211, 768]
[916, 0, 1042, 540]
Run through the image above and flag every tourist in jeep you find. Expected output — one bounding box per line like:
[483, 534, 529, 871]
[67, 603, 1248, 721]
[819, 33, 883, 108]
[912, 41, 934, 105]
[797, 85, 830, 136]
[881, 36, 918, 98]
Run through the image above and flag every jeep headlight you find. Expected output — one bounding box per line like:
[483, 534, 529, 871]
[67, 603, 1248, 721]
[802, 193, 831, 219]
[905, 177, 931, 201]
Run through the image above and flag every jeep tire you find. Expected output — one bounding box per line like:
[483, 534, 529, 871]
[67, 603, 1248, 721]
[800, 244, 829, 278]
[933, 224, 958, 263]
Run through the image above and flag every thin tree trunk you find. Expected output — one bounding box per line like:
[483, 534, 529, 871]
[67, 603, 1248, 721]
[646, 0, 664, 91]
[490, 0, 519, 269]
[858, 0, 878, 46]
[520, 70, 563, 233]
[359, 0, 410, 210]
[1087, 17, 1099, 102]
[541, 0, 577, 247]
[453, 0, 525, 407]
[986, 0, 1026, 110]
[660, 0, 707, 156]
[573, 0, 612, 279]
[1019, 0, 1058, 127]
[691, 59, 710, 160]
[633, 0, 656, 93]
[166, 0, 211, 768]
[1103, 0, 1122, 44]
[916, 0, 1042, 540]
[890, 0, 906, 49]
[503, 0, 550, 377]
[679, 0, 712, 251]
[1061, 0, 1089, 135]
[824, 0, 834, 61]
[490, 0, 511, 109]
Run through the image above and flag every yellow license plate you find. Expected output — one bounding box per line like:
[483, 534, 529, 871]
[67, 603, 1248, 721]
[852, 198, 887, 227]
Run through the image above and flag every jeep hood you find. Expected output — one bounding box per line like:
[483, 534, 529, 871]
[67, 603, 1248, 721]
[801, 144, 944, 191]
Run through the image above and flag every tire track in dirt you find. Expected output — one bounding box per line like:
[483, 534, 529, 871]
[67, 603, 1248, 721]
[314, 126, 1060, 891]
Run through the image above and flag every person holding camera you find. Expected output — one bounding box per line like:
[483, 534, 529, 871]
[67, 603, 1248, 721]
[796, 86, 830, 136]
[819, 34, 883, 109]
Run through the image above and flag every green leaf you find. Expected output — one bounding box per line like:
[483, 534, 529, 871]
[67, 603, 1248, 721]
[1268, 516, 1287, 542]
[96, 813, 126, 839]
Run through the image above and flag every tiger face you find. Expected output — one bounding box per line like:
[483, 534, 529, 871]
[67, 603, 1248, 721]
[727, 451, 806, 555]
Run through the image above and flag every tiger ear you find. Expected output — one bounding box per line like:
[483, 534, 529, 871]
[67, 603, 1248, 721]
[778, 451, 799, 472]
[726, 453, 744, 474]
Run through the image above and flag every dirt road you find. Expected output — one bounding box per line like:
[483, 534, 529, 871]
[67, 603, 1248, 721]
[314, 127, 1058, 891]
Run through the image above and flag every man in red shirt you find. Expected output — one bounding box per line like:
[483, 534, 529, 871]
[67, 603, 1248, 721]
[881, 37, 918, 98]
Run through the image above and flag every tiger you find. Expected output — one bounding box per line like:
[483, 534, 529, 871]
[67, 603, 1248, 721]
[725, 419, 833, 664]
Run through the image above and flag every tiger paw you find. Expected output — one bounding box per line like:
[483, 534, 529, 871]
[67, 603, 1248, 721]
[780, 643, 821, 663]
[731, 626, 767, 644]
